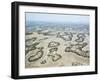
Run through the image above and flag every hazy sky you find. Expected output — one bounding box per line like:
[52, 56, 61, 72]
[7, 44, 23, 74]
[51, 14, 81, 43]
[25, 12, 89, 24]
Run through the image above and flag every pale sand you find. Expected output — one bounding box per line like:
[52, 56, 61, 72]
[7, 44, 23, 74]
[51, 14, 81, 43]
[25, 31, 89, 68]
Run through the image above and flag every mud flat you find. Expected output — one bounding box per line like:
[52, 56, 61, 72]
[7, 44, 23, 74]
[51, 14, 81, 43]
[25, 28, 90, 68]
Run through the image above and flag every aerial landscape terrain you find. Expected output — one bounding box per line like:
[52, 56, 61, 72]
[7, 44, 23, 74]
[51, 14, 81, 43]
[25, 12, 90, 68]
